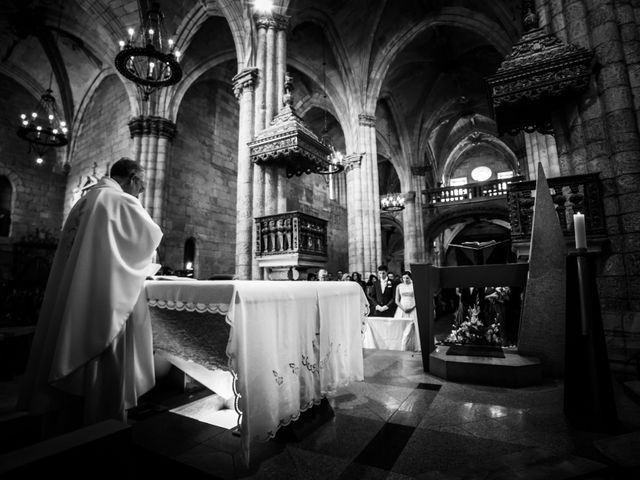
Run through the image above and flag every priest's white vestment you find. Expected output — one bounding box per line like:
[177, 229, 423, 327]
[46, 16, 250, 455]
[17, 176, 162, 425]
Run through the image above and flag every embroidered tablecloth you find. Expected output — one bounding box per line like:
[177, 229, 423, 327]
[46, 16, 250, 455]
[144, 279, 369, 465]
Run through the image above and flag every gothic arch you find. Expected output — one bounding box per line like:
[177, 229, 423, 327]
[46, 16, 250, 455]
[365, 8, 512, 113]
[424, 201, 510, 247]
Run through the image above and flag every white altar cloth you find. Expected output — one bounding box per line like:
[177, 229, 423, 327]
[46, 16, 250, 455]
[144, 279, 369, 465]
[362, 316, 417, 351]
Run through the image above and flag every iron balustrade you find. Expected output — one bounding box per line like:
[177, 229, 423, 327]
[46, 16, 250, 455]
[425, 177, 523, 205]
[423, 173, 606, 245]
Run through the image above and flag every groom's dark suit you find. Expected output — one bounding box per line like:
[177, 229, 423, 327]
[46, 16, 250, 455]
[368, 276, 397, 317]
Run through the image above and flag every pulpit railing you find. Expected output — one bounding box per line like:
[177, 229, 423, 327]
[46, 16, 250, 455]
[507, 172, 606, 242]
[255, 211, 328, 257]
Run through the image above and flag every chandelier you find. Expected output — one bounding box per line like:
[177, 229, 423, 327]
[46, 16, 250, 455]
[316, 35, 343, 176]
[317, 137, 344, 175]
[17, 89, 69, 165]
[17, 2, 69, 166]
[115, 2, 182, 101]
[381, 192, 405, 212]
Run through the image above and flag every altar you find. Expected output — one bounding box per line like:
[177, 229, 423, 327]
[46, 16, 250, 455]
[144, 279, 369, 465]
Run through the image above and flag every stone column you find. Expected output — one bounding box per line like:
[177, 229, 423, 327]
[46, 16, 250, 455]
[524, 131, 560, 177]
[544, 0, 588, 175]
[410, 166, 427, 262]
[615, 0, 640, 130]
[260, 14, 289, 216]
[402, 191, 418, 270]
[546, 0, 640, 366]
[263, 19, 278, 215]
[128, 115, 176, 227]
[275, 16, 289, 213]
[252, 15, 268, 279]
[233, 68, 257, 280]
[357, 113, 381, 276]
[345, 153, 364, 275]
[583, 0, 640, 312]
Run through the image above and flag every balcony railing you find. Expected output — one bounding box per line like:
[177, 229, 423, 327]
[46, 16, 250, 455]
[507, 172, 606, 242]
[426, 177, 524, 205]
[255, 211, 328, 257]
[423, 173, 606, 251]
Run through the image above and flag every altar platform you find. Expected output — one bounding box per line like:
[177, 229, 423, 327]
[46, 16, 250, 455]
[429, 344, 543, 388]
[2, 349, 640, 478]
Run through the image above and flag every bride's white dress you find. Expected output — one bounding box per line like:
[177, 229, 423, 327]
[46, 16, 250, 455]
[394, 282, 421, 351]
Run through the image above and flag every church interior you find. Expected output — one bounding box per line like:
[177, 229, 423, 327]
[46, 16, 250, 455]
[1, 0, 640, 478]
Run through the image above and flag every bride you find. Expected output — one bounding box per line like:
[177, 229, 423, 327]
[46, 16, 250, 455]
[394, 271, 421, 351]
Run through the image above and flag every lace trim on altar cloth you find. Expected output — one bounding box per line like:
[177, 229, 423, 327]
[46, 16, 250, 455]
[361, 300, 370, 333]
[148, 298, 230, 314]
[265, 397, 324, 439]
[259, 372, 363, 442]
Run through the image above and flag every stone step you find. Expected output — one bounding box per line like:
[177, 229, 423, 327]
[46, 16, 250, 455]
[0, 419, 131, 478]
[429, 345, 542, 388]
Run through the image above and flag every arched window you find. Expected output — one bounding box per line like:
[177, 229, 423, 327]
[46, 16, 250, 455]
[183, 237, 195, 277]
[0, 176, 12, 237]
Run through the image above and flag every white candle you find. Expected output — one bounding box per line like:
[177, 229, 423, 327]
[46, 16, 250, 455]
[574, 213, 587, 249]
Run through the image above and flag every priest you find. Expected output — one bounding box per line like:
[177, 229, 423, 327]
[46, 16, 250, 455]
[17, 157, 163, 433]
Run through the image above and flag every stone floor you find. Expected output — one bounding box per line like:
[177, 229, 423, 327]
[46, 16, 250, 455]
[119, 347, 640, 479]
[2, 326, 640, 478]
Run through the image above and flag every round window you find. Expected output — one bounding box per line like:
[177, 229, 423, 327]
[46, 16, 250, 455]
[471, 166, 492, 182]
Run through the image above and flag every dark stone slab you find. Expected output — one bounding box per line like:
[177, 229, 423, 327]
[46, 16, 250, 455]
[445, 345, 505, 358]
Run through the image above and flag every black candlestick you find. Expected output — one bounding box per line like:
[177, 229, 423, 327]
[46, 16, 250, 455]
[564, 250, 618, 432]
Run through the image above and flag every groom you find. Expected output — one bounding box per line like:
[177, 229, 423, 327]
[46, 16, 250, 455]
[368, 264, 397, 317]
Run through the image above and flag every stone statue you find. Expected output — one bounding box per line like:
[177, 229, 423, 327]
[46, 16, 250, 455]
[268, 220, 276, 252]
[283, 218, 292, 251]
[276, 218, 284, 251]
[261, 220, 270, 253]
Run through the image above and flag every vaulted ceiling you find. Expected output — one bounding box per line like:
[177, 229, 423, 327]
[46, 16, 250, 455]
[0, 0, 526, 187]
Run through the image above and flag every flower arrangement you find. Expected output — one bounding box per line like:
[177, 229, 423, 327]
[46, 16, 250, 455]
[445, 299, 503, 346]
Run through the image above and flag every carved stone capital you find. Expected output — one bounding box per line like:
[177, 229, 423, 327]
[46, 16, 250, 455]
[233, 68, 259, 99]
[358, 113, 376, 127]
[272, 13, 289, 31]
[128, 116, 176, 140]
[411, 166, 428, 176]
[254, 13, 272, 29]
[254, 12, 288, 30]
[344, 153, 364, 172]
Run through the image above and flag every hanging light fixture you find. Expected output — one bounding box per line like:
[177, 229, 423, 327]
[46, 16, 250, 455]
[316, 33, 344, 176]
[114, 2, 182, 101]
[16, 2, 69, 165]
[380, 121, 404, 212]
[381, 192, 405, 212]
[17, 89, 69, 165]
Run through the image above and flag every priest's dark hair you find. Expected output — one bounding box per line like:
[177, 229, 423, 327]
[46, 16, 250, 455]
[110, 157, 142, 179]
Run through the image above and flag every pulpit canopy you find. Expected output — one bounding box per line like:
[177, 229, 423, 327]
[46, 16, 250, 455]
[486, 9, 593, 136]
[249, 73, 332, 178]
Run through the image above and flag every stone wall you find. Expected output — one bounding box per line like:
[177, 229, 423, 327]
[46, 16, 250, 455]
[542, 0, 640, 372]
[65, 75, 133, 219]
[164, 79, 239, 279]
